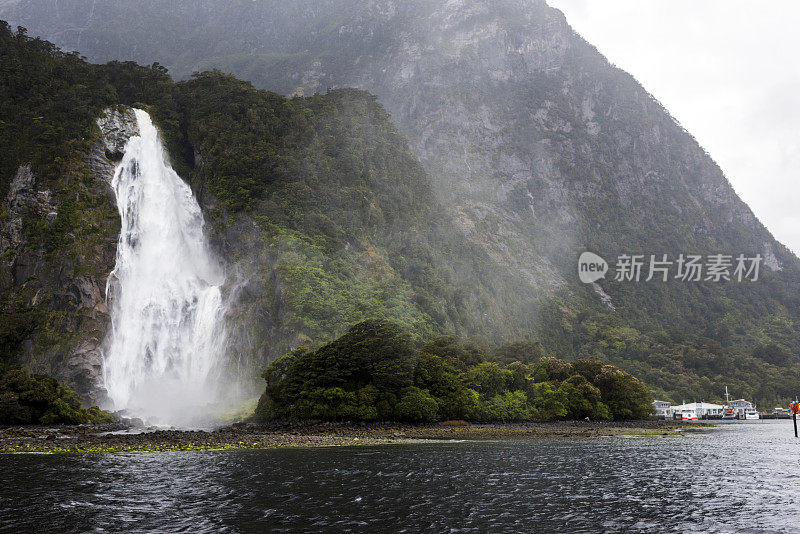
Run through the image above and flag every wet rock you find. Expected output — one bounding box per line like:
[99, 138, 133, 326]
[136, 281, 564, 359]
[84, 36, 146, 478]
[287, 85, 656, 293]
[70, 276, 104, 311]
[64, 339, 107, 406]
[96, 106, 139, 162]
[1, 165, 56, 290]
[11, 251, 39, 287]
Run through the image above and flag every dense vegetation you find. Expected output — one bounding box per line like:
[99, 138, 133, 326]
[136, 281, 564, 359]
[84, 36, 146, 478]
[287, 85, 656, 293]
[255, 320, 653, 423]
[568, 315, 800, 408]
[2, 20, 800, 411]
[0, 368, 113, 424]
[0, 23, 117, 192]
[0, 22, 510, 399]
[172, 70, 531, 364]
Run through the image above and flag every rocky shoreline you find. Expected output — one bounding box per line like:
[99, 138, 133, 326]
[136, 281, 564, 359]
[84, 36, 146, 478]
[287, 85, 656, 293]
[0, 420, 702, 454]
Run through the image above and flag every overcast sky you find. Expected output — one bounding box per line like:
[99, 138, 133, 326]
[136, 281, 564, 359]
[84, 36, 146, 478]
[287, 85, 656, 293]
[548, 0, 800, 254]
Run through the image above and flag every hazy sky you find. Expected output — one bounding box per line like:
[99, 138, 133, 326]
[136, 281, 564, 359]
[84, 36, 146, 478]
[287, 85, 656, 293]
[548, 0, 800, 254]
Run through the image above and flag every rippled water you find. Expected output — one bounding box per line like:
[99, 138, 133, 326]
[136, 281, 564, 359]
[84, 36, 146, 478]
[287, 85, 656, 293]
[2, 421, 800, 533]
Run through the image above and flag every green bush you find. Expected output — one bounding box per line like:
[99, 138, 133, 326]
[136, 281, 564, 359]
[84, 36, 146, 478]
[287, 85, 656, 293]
[472, 391, 532, 422]
[529, 383, 568, 420]
[395, 386, 439, 422]
[559, 375, 610, 421]
[0, 369, 115, 425]
[254, 321, 653, 423]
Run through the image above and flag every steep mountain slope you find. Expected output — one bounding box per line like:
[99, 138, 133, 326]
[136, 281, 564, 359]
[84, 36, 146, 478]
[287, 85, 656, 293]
[1, 24, 533, 401]
[5, 1, 798, 319]
[3, 1, 800, 405]
[174, 72, 539, 373]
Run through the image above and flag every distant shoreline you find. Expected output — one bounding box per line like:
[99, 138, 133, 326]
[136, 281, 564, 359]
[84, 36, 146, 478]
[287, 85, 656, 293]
[0, 420, 702, 454]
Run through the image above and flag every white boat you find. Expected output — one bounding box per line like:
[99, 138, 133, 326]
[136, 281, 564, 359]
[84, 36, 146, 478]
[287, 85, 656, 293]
[681, 410, 698, 421]
[722, 388, 758, 420]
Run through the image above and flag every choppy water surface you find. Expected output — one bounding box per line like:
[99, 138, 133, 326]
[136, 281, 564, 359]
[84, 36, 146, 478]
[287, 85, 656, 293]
[2, 421, 800, 533]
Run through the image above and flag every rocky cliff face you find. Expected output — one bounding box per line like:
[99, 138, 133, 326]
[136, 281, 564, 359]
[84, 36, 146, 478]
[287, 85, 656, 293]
[0, 106, 137, 403]
[4, 2, 800, 403]
[5, 0, 796, 317]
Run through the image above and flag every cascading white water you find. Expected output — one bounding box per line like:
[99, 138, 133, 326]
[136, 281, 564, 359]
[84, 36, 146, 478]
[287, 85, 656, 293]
[103, 108, 227, 426]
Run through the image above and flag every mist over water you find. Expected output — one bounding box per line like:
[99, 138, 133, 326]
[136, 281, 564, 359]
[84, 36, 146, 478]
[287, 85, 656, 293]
[102, 109, 227, 427]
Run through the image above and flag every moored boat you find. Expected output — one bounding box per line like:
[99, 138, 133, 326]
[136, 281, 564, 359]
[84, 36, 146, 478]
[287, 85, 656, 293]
[681, 409, 699, 421]
[772, 408, 792, 419]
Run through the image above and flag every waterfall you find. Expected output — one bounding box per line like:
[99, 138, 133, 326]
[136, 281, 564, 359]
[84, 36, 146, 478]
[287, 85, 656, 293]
[102, 108, 227, 426]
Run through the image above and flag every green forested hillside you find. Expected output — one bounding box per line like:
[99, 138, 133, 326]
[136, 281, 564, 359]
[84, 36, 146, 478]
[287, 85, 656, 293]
[170, 72, 545, 364]
[0, 24, 531, 400]
[0, 24, 116, 191]
[3, 19, 800, 409]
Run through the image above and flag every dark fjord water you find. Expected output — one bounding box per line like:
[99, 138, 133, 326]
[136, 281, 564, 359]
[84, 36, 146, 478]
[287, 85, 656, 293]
[2, 421, 800, 533]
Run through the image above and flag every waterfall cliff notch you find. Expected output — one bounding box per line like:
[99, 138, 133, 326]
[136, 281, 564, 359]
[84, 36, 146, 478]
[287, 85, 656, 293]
[102, 108, 229, 427]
